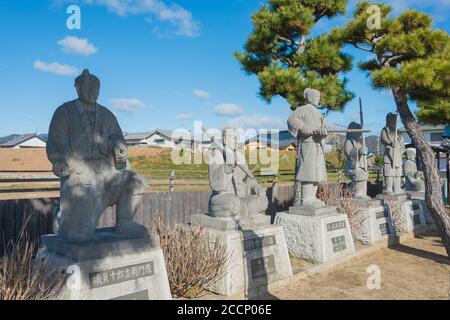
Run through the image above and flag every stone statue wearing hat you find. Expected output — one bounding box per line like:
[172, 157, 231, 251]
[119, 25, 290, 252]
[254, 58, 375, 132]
[46, 69, 148, 241]
[287, 88, 327, 206]
[403, 148, 425, 192]
[380, 112, 405, 195]
[344, 122, 369, 198]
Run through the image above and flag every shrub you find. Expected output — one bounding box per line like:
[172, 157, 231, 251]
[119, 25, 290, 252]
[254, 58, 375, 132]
[317, 183, 365, 230]
[0, 227, 63, 300]
[150, 217, 230, 298]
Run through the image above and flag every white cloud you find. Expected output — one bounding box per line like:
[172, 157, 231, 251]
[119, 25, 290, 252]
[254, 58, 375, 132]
[57, 36, 98, 56]
[110, 98, 145, 112]
[214, 103, 245, 117]
[224, 114, 285, 130]
[176, 113, 193, 121]
[193, 89, 209, 99]
[72, 0, 200, 37]
[33, 60, 78, 76]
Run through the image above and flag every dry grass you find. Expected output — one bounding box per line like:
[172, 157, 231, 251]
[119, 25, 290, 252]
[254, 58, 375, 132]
[0, 225, 63, 300]
[149, 217, 230, 298]
[317, 183, 365, 230]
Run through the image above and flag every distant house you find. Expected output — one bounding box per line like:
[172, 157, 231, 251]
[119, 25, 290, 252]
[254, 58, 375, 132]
[0, 133, 46, 148]
[124, 129, 211, 150]
[245, 130, 296, 151]
[245, 121, 348, 153]
[399, 124, 447, 172]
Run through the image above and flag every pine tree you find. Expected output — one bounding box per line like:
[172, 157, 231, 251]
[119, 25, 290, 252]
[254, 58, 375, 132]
[330, 2, 450, 255]
[234, 0, 353, 109]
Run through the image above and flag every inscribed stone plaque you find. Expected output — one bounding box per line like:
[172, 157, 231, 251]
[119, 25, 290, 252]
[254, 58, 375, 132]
[379, 223, 390, 235]
[331, 235, 346, 253]
[250, 255, 275, 279]
[413, 214, 421, 225]
[243, 235, 276, 251]
[110, 290, 149, 300]
[376, 210, 388, 219]
[327, 221, 346, 232]
[89, 261, 154, 289]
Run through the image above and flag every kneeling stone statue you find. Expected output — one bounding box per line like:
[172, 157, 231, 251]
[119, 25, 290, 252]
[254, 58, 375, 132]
[47, 69, 148, 241]
[208, 128, 268, 219]
[403, 148, 425, 192]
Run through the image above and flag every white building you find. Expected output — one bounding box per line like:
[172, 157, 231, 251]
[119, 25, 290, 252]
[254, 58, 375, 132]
[0, 134, 46, 148]
[124, 129, 212, 150]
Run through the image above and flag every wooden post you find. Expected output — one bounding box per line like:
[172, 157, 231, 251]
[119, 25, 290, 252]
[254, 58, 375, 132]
[169, 170, 175, 192]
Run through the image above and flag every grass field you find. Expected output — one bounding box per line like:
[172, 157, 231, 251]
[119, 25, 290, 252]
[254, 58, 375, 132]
[0, 147, 380, 194]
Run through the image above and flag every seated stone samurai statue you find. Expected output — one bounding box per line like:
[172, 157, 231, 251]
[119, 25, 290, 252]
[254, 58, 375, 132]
[403, 148, 425, 192]
[344, 122, 369, 199]
[47, 69, 148, 241]
[207, 128, 268, 219]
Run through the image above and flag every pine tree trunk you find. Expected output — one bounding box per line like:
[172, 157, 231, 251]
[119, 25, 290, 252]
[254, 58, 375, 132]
[393, 89, 450, 257]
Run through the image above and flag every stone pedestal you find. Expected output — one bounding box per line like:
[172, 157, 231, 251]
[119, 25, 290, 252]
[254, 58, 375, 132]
[37, 228, 172, 300]
[396, 199, 427, 233]
[275, 205, 355, 263]
[190, 214, 292, 298]
[407, 192, 434, 225]
[351, 204, 396, 245]
[377, 193, 427, 233]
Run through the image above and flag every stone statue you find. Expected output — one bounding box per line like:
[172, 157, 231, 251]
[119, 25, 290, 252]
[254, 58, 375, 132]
[287, 88, 327, 206]
[208, 128, 267, 218]
[380, 112, 405, 195]
[46, 69, 148, 241]
[403, 148, 425, 192]
[344, 122, 369, 199]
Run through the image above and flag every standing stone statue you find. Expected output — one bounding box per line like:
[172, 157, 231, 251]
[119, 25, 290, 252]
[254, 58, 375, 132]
[403, 148, 425, 192]
[344, 122, 369, 199]
[46, 69, 148, 241]
[208, 128, 267, 218]
[380, 112, 405, 195]
[287, 88, 327, 206]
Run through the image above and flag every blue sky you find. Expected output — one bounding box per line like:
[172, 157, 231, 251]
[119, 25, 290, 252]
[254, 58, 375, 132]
[0, 0, 449, 137]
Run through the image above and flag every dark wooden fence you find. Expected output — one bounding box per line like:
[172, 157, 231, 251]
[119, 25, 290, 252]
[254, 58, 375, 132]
[0, 186, 294, 256]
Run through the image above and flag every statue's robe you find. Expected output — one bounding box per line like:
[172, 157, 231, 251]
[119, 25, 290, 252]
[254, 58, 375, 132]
[344, 136, 368, 182]
[287, 103, 327, 183]
[47, 99, 145, 239]
[233, 149, 268, 216]
[380, 127, 405, 177]
[207, 142, 240, 217]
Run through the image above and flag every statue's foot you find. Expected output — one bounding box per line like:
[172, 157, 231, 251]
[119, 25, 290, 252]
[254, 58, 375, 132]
[115, 221, 148, 237]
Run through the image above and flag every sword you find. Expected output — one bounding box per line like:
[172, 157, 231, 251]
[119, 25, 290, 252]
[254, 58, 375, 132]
[202, 127, 255, 180]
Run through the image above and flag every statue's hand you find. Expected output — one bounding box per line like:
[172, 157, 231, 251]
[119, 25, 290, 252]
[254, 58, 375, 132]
[114, 143, 128, 163]
[316, 127, 328, 137]
[53, 162, 71, 178]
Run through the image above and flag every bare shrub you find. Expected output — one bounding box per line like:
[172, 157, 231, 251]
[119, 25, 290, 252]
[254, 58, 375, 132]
[150, 217, 230, 298]
[317, 183, 366, 230]
[386, 200, 404, 234]
[0, 227, 63, 300]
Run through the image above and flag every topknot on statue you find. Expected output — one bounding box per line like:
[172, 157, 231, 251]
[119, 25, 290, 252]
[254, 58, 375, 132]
[75, 69, 100, 104]
[303, 88, 321, 106]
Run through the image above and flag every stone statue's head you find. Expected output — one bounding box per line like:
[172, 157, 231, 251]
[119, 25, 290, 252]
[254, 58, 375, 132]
[75, 69, 100, 105]
[386, 112, 397, 130]
[346, 122, 362, 140]
[405, 148, 416, 161]
[304, 88, 321, 107]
